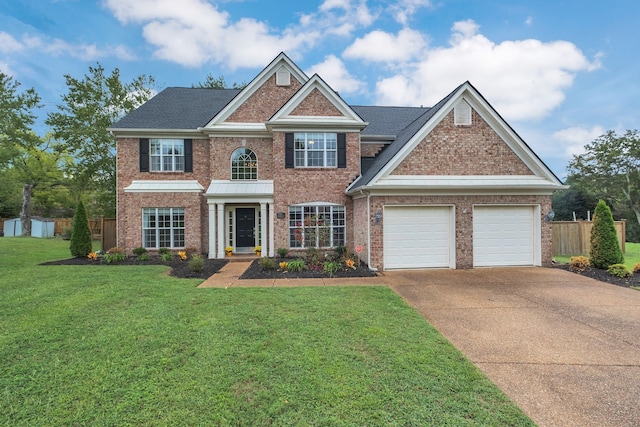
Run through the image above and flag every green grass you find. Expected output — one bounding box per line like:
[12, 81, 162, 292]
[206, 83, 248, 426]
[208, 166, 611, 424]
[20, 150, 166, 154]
[1, 238, 534, 426]
[554, 242, 640, 269]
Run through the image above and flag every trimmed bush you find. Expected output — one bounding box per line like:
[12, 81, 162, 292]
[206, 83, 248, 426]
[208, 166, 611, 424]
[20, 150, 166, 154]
[287, 258, 306, 272]
[569, 256, 590, 270]
[277, 247, 289, 258]
[607, 264, 631, 278]
[589, 200, 624, 269]
[69, 200, 92, 258]
[258, 257, 276, 270]
[132, 247, 147, 256]
[189, 254, 205, 272]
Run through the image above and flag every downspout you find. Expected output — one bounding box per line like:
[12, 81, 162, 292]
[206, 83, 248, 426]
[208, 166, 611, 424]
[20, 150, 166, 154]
[363, 189, 375, 271]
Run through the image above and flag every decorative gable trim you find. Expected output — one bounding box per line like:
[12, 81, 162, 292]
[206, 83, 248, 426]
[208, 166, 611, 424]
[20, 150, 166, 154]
[355, 82, 563, 191]
[203, 53, 308, 128]
[267, 74, 367, 132]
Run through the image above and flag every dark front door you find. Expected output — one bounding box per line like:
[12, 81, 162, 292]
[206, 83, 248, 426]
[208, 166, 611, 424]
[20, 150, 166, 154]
[236, 208, 255, 248]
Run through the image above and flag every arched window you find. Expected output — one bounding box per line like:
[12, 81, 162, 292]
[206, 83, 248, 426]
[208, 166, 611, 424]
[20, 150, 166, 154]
[231, 148, 258, 180]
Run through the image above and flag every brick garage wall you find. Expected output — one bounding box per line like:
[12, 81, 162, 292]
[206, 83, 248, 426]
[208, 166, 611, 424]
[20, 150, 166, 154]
[392, 109, 532, 176]
[368, 194, 552, 270]
[209, 137, 274, 180]
[290, 88, 343, 116]
[116, 137, 211, 253]
[226, 75, 302, 123]
[271, 131, 360, 250]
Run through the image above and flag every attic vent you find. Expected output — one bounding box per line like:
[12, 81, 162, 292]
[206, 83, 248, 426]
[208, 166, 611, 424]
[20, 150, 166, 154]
[454, 100, 472, 126]
[276, 68, 291, 86]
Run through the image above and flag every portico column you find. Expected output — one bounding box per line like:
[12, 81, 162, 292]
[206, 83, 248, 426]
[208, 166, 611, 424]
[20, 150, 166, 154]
[269, 203, 275, 257]
[217, 203, 225, 258]
[208, 202, 216, 259]
[260, 202, 267, 257]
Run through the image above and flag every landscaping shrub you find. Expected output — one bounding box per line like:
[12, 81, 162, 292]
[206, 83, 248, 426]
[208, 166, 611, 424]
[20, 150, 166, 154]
[158, 247, 171, 255]
[69, 200, 92, 258]
[189, 254, 205, 272]
[132, 247, 147, 256]
[590, 200, 624, 269]
[104, 247, 126, 264]
[323, 261, 341, 277]
[287, 258, 306, 272]
[607, 263, 631, 278]
[633, 263, 640, 274]
[279, 261, 288, 271]
[258, 257, 276, 270]
[305, 248, 323, 269]
[569, 256, 590, 270]
[277, 247, 289, 258]
[161, 252, 173, 262]
[138, 253, 150, 262]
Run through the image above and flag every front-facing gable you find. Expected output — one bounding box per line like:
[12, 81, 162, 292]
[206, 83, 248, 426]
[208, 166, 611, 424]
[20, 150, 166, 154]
[347, 82, 565, 195]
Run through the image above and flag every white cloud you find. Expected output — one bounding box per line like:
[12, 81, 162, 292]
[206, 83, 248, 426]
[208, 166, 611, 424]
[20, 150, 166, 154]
[105, 0, 374, 69]
[375, 19, 601, 121]
[306, 55, 364, 94]
[553, 125, 605, 157]
[0, 32, 23, 53]
[389, 0, 433, 25]
[343, 28, 427, 62]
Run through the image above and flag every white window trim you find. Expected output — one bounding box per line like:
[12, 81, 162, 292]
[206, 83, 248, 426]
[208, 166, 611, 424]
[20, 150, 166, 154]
[142, 207, 185, 249]
[230, 148, 258, 180]
[293, 132, 337, 168]
[150, 139, 185, 172]
[288, 204, 346, 249]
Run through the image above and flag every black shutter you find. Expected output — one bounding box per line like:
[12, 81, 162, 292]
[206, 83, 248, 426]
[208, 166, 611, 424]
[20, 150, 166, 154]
[285, 133, 294, 168]
[184, 139, 193, 172]
[337, 133, 346, 168]
[139, 138, 149, 172]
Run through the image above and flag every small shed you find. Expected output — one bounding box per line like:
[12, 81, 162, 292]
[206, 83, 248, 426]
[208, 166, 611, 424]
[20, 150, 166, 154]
[31, 218, 55, 238]
[3, 218, 21, 237]
[2, 218, 55, 238]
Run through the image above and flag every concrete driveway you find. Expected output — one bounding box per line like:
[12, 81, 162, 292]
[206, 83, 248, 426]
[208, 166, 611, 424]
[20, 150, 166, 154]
[385, 267, 640, 427]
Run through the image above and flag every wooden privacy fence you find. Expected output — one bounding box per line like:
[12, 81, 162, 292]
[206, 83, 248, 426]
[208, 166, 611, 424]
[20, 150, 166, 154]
[1, 217, 116, 251]
[552, 220, 626, 256]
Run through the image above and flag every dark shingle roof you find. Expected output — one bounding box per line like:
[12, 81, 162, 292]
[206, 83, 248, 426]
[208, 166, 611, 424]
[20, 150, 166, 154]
[111, 87, 241, 129]
[351, 105, 430, 137]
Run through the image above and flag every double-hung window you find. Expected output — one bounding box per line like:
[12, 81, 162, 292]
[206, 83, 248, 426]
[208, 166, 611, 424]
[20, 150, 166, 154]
[143, 208, 185, 249]
[150, 139, 184, 172]
[294, 133, 337, 167]
[289, 205, 345, 248]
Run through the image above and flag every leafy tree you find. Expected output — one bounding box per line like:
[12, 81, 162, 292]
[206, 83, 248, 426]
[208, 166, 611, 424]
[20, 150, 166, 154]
[70, 200, 92, 257]
[192, 73, 246, 89]
[590, 200, 623, 269]
[46, 64, 156, 217]
[551, 175, 598, 221]
[568, 129, 640, 237]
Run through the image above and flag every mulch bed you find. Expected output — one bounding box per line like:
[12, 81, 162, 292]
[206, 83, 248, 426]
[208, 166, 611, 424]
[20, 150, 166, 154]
[552, 263, 640, 288]
[40, 256, 228, 280]
[240, 258, 377, 279]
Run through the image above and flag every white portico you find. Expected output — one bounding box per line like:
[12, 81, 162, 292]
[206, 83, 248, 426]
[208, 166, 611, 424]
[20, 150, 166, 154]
[204, 180, 274, 258]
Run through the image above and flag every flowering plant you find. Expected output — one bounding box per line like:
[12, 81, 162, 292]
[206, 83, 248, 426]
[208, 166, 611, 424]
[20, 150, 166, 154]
[225, 246, 233, 253]
[177, 251, 187, 261]
[254, 246, 262, 253]
[345, 259, 356, 270]
[87, 252, 99, 261]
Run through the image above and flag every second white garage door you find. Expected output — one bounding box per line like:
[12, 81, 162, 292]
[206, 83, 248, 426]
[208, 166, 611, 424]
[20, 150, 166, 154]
[473, 205, 537, 267]
[384, 206, 454, 269]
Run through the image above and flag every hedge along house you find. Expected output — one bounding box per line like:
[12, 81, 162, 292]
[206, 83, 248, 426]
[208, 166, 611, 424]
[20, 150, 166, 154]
[110, 52, 566, 270]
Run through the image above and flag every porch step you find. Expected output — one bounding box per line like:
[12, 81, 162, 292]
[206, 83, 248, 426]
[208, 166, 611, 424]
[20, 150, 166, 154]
[226, 254, 259, 262]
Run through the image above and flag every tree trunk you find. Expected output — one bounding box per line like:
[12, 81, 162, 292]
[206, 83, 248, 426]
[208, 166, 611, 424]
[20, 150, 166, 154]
[20, 183, 33, 237]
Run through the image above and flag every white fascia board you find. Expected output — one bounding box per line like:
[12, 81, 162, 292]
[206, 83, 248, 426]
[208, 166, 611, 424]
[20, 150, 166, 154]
[267, 116, 367, 132]
[271, 75, 365, 124]
[124, 180, 204, 193]
[200, 123, 271, 137]
[108, 128, 205, 138]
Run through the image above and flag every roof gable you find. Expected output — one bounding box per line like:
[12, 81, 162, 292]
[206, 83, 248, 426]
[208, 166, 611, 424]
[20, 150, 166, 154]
[205, 52, 308, 128]
[347, 82, 564, 192]
[267, 74, 366, 131]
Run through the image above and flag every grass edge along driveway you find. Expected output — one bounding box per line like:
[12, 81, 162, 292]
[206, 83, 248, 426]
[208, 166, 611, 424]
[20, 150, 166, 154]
[0, 238, 534, 426]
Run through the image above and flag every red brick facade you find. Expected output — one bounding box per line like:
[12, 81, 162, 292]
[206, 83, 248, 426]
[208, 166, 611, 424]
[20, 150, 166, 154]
[114, 57, 560, 269]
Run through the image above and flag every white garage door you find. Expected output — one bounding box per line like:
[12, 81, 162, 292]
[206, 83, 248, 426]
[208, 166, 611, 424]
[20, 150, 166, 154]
[473, 206, 536, 267]
[384, 206, 453, 269]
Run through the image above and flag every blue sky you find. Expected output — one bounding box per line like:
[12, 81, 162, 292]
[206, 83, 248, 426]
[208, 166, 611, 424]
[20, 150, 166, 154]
[1, 0, 638, 179]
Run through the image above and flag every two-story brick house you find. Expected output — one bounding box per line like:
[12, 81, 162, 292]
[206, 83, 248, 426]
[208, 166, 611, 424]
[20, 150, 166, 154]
[110, 52, 565, 270]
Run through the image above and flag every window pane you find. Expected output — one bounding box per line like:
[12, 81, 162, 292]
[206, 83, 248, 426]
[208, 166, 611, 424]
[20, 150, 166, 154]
[326, 151, 336, 167]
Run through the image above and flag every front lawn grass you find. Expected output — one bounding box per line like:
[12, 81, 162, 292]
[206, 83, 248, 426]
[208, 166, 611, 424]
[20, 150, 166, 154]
[1, 238, 533, 426]
[554, 241, 640, 269]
